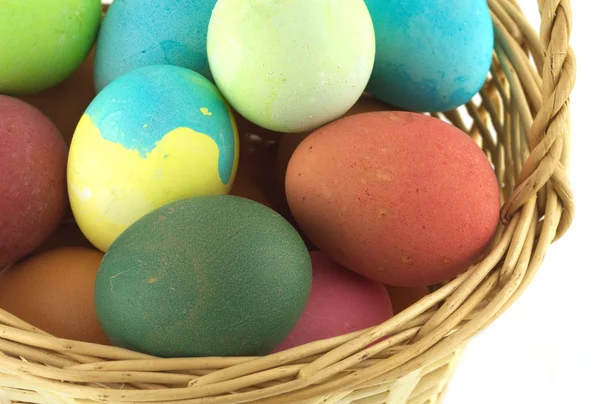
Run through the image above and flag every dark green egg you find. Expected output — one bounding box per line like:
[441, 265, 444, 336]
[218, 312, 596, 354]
[94, 195, 311, 357]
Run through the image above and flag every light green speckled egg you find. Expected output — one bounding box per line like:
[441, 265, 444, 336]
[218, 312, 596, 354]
[207, 0, 375, 133]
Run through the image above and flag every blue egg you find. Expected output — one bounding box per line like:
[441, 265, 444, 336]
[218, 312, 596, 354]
[94, 0, 217, 92]
[364, 0, 494, 112]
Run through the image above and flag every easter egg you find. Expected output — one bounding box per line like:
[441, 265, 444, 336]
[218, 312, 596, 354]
[95, 0, 217, 92]
[0, 247, 110, 345]
[386, 286, 430, 314]
[19, 48, 96, 145]
[0, 0, 101, 94]
[207, 0, 375, 133]
[68, 65, 239, 252]
[276, 96, 396, 195]
[95, 195, 311, 357]
[364, 0, 494, 112]
[286, 112, 500, 286]
[0, 96, 67, 268]
[274, 96, 396, 221]
[274, 252, 393, 352]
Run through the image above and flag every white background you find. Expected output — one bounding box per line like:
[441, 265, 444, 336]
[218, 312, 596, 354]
[444, 2, 599, 403]
[100, 1, 598, 402]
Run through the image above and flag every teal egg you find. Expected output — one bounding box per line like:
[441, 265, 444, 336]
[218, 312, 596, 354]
[364, 0, 494, 112]
[95, 0, 217, 92]
[94, 196, 312, 357]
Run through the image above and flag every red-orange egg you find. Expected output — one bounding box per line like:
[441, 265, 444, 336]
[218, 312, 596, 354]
[275, 95, 395, 219]
[286, 111, 500, 286]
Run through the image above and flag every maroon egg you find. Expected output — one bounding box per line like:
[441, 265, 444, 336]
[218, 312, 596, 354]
[273, 251, 393, 352]
[0, 96, 67, 268]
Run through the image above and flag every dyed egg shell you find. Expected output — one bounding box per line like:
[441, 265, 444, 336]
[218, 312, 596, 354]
[95, 196, 311, 357]
[0, 96, 67, 268]
[364, 0, 494, 112]
[275, 95, 396, 221]
[68, 65, 238, 252]
[286, 112, 500, 286]
[276, 96, 396, 195]
[208, 0, 375, 133]
[0, 0, 101, 94]
[95, 0, 217, 92]
[0, 247, 110, 345]
[274, 252, 393, 352]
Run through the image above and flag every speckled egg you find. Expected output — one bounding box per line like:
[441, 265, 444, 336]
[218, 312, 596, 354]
[207, 0, 375, 133]
[274, 95, 396, 220]
[364, 0, 494, 112]
[95, 0, 217, 92]
[68, 65, 238, 252]
[95, 196, 311, 357]
[286, 112, 500, 286]
[0, 0, 101, 94]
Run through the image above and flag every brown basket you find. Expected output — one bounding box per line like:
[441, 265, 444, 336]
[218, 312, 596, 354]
[0, 0, 576, 403]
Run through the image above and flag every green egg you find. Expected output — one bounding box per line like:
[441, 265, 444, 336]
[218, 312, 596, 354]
[0, 0, 102, 94]
[95, 195, 311, 357]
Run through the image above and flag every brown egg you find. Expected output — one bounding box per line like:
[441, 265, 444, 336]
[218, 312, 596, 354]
[18, 48, 96, 145]
[0, 247, 110, 345]
[386, 286, 430, 314]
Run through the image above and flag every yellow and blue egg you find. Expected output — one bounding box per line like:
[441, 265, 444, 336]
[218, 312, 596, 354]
[67, 65, 238, 252]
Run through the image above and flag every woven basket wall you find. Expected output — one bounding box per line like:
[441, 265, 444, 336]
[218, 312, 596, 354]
[0, 0, 576, 403]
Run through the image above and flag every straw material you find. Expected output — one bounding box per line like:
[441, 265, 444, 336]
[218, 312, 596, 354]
[0, 0, 575, 402]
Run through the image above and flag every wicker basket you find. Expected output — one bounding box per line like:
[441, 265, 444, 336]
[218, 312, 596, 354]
[0, 0, 575, 403]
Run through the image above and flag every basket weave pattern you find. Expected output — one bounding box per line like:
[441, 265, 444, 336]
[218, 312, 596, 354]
[0, 0, 575, 403]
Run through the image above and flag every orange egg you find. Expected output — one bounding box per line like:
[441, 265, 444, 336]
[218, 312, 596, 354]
[0, 247, 110, 345]
[286, 112, 500, 286]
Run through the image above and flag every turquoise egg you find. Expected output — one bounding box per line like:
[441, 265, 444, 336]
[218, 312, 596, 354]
[364, 0, 494, 112]
[94, 0, 217, 92]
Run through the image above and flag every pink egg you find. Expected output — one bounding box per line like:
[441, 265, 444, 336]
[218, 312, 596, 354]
[274, 251, 393, 352]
